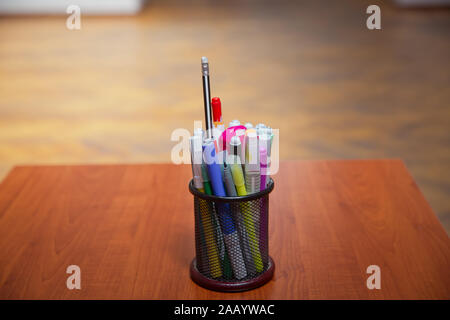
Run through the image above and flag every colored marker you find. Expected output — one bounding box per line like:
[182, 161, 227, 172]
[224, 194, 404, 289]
[259, 144, 269, 267]
[229, 135, 244, 170]
[210, 204, 233, 278]
[204, 139, 247, 279]
[245, 129, 260, 194]
[212, 97, 223, 128]
[218, 125, 246, 154]
[226, 146, 256, 274]
[222, 162, 237, 197]
[201, 164, 212, 195]
[262, 128, 273, 187]
[191, 135, 222, 278]
[235, 129, 246, 167]
[259, 145, 268, 191]
[255, 123, 266, 135]
[194, 127, 204, 138]
[190, 136, 203, 191]
[196, 202, 223, 278]
[229, 119, 240, 127]
[202, 140, 232, 278]
[228, 139, 264, 273]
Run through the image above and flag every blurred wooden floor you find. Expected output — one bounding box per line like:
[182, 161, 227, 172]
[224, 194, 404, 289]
[0, 0, 449, 232]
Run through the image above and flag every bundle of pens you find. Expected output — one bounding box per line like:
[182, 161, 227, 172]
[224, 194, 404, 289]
[189, 57, 275, 292]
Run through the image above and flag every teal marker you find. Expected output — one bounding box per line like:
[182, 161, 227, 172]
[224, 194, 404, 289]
[201, 164, 213, 195]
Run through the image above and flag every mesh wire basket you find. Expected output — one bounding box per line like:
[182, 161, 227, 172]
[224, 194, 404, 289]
[189, 178, 275, 292]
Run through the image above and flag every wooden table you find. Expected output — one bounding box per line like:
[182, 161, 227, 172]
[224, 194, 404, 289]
[0, 160, 448, 299]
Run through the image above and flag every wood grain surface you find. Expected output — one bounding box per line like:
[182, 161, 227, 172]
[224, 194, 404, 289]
[0, 160, 448, 299]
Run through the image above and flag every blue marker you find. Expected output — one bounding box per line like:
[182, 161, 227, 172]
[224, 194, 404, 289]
[203, 139, 247, 279]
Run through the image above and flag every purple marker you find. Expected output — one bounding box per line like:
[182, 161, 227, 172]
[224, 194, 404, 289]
[260, 147, 268, 191]
[259, 138, 270, 266]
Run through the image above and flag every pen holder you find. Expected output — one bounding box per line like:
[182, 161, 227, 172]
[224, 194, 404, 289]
[188, 178, 275, 292]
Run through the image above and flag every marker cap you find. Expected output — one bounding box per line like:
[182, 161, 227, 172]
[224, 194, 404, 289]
[194, 128, 204, 139]
[229, 135, 241, 152]
[212, 97, 222, 123]
[230, 134, 244, 165]
[202, 139, 216, 165]
[229, 119, 241, 127]
[256, 125, 269, 137]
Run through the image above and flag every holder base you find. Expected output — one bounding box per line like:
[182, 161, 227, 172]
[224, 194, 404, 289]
[190, 257, 275, 292]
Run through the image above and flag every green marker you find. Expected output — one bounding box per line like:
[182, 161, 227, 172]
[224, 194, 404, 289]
[202, 162, 232, 278]
[201, 164, 213, 195]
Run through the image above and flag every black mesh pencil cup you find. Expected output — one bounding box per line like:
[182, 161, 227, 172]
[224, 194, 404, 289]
[189, 178, 275, 292]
